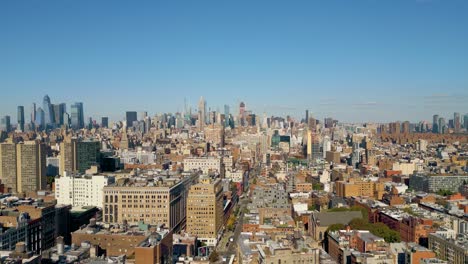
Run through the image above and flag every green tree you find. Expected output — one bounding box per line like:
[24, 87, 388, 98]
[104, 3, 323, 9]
[209, 250, 220, 263]
[327, 223, 346, 232]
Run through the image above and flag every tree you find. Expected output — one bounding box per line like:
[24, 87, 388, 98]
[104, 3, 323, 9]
[327, 223, 345, 232]
[209, 250, 220, 263]
[308, 204, 316, 211]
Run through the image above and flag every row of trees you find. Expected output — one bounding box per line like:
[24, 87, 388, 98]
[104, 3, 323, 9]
[327, 206, 400, 243]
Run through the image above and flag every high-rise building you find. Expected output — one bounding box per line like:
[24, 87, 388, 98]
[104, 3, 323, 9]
[17, 106, 25, 132]
[198, 97, 206, 129]
[186, 177, 223, 247]
[30, 103, 36, 124]
[43, 95, 54, 126]
[239, 102, 246, 126]
[464, 114, 468, 129]
[0, 116, 11, 132]
[138, 111, 147, 121]
[402, 121, 410, 134]
[16, 140, 47, 194]
[0, 142, 18, 193]
[305, 110, 309, 124]
[101, 117, 109, 128]
[224, 105, 230, 127]
[454, 112, 461, 133]
[53, 103, 66, 126]
[70, 102, 84, 129]
[438, 117, 446, 134]
[307, 130, 321, 161]
[432, 114, 439, 133]
[60, 137, 100, 175]
[125, 111, 137, 128]
[36, 107, 45, 129]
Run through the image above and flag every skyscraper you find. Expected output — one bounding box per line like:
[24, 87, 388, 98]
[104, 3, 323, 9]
[0, 142, 17, 193]
[43, 95, 55, 126]
[0, 116, 11, 132]
[101, 117, 109, 128]
[464, 114, 468, 129]
[17, 106, 25, 132]
[224, 105, 230, 127]
[71, 102, 84, 129]
[53, 103, 66, 126]
[438, 117, 446, 134]
[125, 111, 137, 128]
[305, 110, 309, 124]
[198, 97, 206, 129]
[16, 140, 47, 194]
[432, 114, 439, 133]
[454, 112, 461, 133]
[239, 102, 246, 126]
[36, 107, 45, 129]
[31, 103, 36, 124]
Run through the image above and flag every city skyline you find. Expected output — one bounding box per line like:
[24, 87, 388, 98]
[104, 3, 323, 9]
[0, 93, 466, 126]
[1, 0, 467, 122]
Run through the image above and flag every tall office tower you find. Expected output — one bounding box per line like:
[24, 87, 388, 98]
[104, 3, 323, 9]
[464, 114, 468, 129]
[71, 102, 84, 129]
[198, 97, 206, 127]
[305, 110, 309, 124]
[43, 95, 55, 126]
[139, 111, 147, 121]
[307, 130, 320, 161]
[36, 108, 45, 129]
[53, 103, 66, 126]
[438, 117, 446, 134]
[186, 177, 223, 247]
[101, 117, 109, 128]
[125, 111, 137, 128]
[308, 116, 316, 132]
[389, 122, 401, 134]
[63, 112, 70, 127]
[322, 136, 331, 158]
[432, 114, 439, 133]
[454, 112, 461, 133]
[224, 105, 230, 127]
[31, 103, 36, 124]
[16, 140, 47, 194]
[0, 142, 18, 193]
[402, 121, 410, 134]
[17, 106, 25, 132]
[324, 117, 334, 128]
[0, 116, 11, 132]
[60, 137, 100, 175]
[239, 102, 246, 126]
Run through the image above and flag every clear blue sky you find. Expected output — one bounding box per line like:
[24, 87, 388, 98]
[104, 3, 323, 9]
[1, 0, 467, 123]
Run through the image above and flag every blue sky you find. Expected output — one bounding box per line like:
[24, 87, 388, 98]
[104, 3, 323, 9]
[1, 0, 467, 123]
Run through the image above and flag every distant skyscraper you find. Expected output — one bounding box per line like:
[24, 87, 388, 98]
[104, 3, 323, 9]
[464, 114, 468, 129]
[17, 106, 25, 132]
[454, 112, 461, 133]
[71, 102, 84, 129]
[30, 103, 36, 124]
[53, 103, 66, 126]
[305, 110, 309, 124]
[101, 117, 109, 128]
[198, 97, 206, 129]
[125, 111, 137, 127]
[43, 95, 55, 126]
[432, 114, 439, 133]
[139, 111, 148, 121]
[0, 116, 11, 132]
[36, 107, 45, 129]
[224, 105, 230, 127]
[438, 117, 446, 134]
[239, 102, 246, 126]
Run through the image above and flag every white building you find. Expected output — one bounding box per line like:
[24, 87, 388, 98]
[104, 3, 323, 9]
[226, 170, 243, 183]
[55, 173, 115, 208]
[184, 157, 221, 174]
